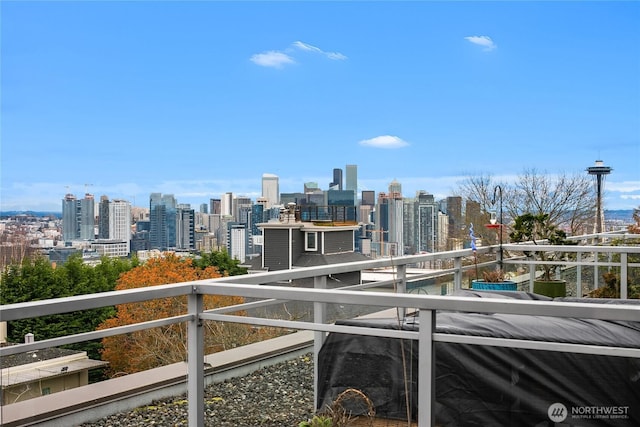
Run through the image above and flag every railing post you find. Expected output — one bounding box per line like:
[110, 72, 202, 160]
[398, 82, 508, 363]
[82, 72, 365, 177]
[418, 309, 436, 427]
[576, 252, 582, 297]
[621, 253, 628, 300]
[397, 264, 407, 320]
[188, 289, 204, 426]
[593, 251, 600, 290]
[528, 255, 535, 293]
[313, 275, 327, 411]
[453, 256, 462, 291]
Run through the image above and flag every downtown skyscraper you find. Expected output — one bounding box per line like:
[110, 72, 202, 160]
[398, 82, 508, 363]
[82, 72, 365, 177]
[62, 193, 95, 242]
[150, 193, 177, 250]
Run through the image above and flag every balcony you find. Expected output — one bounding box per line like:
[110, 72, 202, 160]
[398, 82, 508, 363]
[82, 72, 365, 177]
[1, 231, 639, 426]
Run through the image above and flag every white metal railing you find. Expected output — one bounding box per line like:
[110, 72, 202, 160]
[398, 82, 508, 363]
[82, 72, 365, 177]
[1, 236, 639, 426]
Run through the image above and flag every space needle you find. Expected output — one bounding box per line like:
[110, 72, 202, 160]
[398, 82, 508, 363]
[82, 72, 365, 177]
[587, 160, 612, 234]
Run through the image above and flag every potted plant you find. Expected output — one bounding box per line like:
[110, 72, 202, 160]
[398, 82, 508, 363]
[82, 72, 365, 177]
[471, 267, 517, 291]
[509, 212, 575, 297]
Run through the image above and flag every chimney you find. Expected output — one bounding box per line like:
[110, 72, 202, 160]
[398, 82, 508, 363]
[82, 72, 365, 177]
[25, 333, 35, 344]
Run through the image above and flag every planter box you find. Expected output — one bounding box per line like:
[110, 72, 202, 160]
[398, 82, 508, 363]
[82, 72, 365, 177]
[471, 279, 517, 291]
[533, 280, 566, 298]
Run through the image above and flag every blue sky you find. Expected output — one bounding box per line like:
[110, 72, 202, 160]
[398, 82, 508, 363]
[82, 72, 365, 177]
[2, 1, 639, 212]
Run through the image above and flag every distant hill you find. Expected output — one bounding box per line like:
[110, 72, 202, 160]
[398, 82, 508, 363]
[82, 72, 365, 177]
[0, 211, 62, 219]
[605, 209, 635, 223]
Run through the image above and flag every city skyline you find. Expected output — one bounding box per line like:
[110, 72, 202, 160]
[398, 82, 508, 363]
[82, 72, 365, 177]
[2, 1, 639, 212]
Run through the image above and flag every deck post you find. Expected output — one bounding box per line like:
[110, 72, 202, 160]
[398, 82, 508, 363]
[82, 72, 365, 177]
[621, 253, 628, 299]
[418, 309, 436, 426]
[397, 264, 407, 320]
[188, 289, 204, 426]
[314, 274, 328, 410]
[454, 256, 462, 290]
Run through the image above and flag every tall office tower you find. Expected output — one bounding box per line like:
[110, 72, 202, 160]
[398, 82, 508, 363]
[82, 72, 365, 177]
[360, 189, 375, 224]
[304, 182, 319, 193]
[327, 190, 357, 221]
[210, 198, 221, 215]
[199, 203, 208, 214]
[235, 196, 253, 223]
[162, 194, 177, 248]
[176, 204, 195, 250]
[149, 193, 166, 250]
[587, 160, 613, 234]
[388, 179, 402, 197]
[446, 196, 463, 240]
[330, 168, 343, 190]
[251, 203, 265, 254]
[149, 193, 177, 250]
[110, 199, 132, 253]
[345, 164, 357, 204]
[261, 174, 280, 209]
[62, 193, 96, 242]
[376, 191, 404, 257]
[307, 191, 325, 206]
[79, 193, 95, 240]
[465, 199, 482, 238]
[361, 190, 375, 207]
[227, 223, 247, 263]
[415, 191, 438, 254]
[403, 197, 416, 254]
[62, 193, 78, 241]
[98, 195, 110, 239]
[281, 192, 306, 206]
[437, 211, 449, 252]
[221, 192, 234, 217]
[236, 197, 254, 256]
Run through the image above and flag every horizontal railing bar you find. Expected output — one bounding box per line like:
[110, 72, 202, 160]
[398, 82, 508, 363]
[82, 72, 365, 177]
[433, 333, 640, 358]
[0, 314, 193, 357]
[195, 283, 640, 322]
[0, 283, 195, 321]
[506, 260, 640, 268]
[203, 313, 640, 359]
[200, 312, 417, 340]
[502, 244, 640, 253]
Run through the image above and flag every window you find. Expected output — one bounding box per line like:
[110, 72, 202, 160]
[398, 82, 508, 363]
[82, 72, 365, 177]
[305, 231, 318, 251]
[42, 387, 51, 395]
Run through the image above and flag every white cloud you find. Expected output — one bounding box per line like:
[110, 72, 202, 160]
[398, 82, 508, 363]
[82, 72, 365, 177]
[465, 35, 497, 51]
[292, 41, 322, 53]
[608, 180, 640, 193]
[250, 51, 295, 68]
[250, 41, 346, 69]
[292, 40, 348, 60]
[359, 135, 409, 149]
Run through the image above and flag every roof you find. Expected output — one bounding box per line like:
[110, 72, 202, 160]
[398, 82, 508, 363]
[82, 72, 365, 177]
[1, 347, 108, 387]
[1, 347, 79, 368]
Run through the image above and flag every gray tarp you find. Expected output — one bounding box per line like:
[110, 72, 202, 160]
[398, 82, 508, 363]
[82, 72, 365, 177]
[317, 291, 640, 426]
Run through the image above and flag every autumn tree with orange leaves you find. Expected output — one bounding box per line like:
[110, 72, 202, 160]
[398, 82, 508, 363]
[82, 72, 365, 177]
[98, 254, 280, 375]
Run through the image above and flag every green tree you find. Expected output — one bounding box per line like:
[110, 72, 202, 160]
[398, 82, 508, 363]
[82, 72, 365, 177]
[0, 254, 132, 361]
[193, 250, 248, 276]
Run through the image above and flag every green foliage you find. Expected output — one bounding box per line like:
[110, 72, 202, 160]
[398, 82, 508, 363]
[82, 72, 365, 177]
[193, 250, 247, 276]
[299, 415, 333, 427]
[509, 212, 576, 281]
[0, 254, 133, 362]
[590, 237, 640, 299]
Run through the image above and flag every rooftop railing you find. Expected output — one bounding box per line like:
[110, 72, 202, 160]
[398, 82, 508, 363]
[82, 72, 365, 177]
[1, 231, 639, 426]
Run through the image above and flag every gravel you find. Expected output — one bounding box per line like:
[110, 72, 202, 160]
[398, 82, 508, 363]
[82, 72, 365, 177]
[79, 354, 316, 427]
